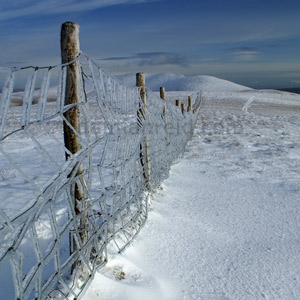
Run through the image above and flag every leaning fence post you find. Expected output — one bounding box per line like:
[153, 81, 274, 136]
[61, 21, 88, 274]
[136, 73, 151, 189]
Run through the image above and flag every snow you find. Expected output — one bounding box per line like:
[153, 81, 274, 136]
[1, 72, 300, 299]
[7, 86, 58, 106]
[82, 75, 300, 300]
[117, 73, 251, 92]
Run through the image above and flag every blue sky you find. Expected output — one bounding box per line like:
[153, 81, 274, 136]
[0, 0, 299, 88]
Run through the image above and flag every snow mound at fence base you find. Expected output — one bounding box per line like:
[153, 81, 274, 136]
[117, 73, 252, 92]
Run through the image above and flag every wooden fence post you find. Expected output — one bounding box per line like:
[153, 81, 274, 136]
[176, 99, 181, 108]
[61, 21, 88, 274]
[181, 103, 185, 115]
[136, 73, 146, 127]
[160, 87, 166, 117]
[136, 73, 151, 189]
[187, 96, 192, 112]
[160, 87, 165, 100]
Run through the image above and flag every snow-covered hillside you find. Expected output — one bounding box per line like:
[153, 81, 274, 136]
[117, 73, 252, 92]
[117, 72, 300, 108]
[82, 75, 300, 300]
[6, 73, 299, 109]
[1, 72, 300, 300]
[7, 86, 58, 106]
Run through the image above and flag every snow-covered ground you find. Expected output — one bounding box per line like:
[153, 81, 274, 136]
[1, 72, 300, 299]
[82, 75, 300, 300]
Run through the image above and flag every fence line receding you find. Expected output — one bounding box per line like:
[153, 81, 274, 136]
[0, 22, 200, 300]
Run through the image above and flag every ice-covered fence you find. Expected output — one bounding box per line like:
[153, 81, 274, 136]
[0, 30, 199, 300]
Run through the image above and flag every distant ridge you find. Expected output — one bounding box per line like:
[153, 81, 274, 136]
[278, 87, 300, 94]
[117, 73, 252, 92]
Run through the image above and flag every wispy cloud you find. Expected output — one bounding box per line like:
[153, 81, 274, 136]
[136, 52, 188, 67]
[229, 46, 258, 52]
[233, 51, 259, 62]
[0, 0, 159, 22]
[228, 46, 259, 62]
[100, 56, 131, 61]
[100, 52, 188, 67]
[197, 57, 219, 63]
[291, 80, 300, 84]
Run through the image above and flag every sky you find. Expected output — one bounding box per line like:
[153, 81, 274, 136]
[0, 0, 299, 89]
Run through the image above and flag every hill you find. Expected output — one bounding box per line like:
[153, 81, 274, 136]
[117, 73, 252, 92]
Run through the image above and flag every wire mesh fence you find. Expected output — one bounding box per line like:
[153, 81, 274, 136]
[0, 51, 200, 299]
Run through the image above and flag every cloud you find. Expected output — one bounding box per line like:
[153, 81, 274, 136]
[233, 51, 259, 62]
[100, 56, 131, 61]
[229, 46, 258, 52]
[136, 52, 188, 66]
[228, 47, 259, 62]
[265, 44, 283, 49]
[0, 0, 159, 22]
[100, 52, 188, 67]
[197, 57, 219, 63]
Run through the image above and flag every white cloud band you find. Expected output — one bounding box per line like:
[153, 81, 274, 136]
[0, 0, 158, 21]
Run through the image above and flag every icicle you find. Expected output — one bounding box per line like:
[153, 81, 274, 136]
[98, 67, 106, 103]
[0, 69, 14, 140]
[22, 69, 37, 127]
[87, 58, 111, 130]
[37, 68, 51, 121]
[57, 66, 67, 113]
[57, 67, 68, 113]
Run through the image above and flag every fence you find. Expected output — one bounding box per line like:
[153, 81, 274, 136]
[0, 22, 200, 299]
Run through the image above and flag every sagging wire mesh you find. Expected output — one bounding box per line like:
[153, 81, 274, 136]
[0, 53, 199, 300]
